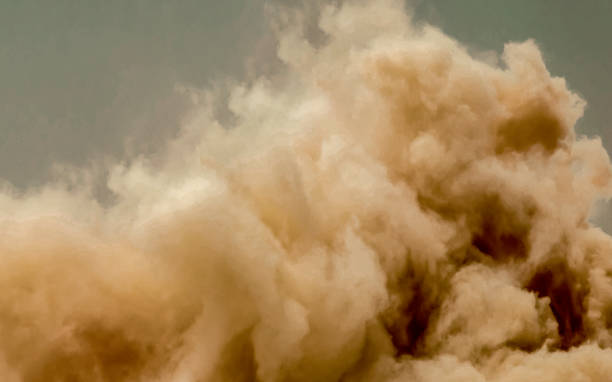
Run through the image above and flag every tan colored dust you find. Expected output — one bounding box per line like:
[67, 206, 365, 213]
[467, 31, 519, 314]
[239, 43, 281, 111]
[1, 1, 612, 380]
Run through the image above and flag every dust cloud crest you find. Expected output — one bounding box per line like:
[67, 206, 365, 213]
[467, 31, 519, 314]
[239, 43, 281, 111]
[2, 1, 612, 380]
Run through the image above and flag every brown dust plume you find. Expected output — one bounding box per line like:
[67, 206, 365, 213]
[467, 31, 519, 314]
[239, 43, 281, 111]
[1, 1, 612, 380]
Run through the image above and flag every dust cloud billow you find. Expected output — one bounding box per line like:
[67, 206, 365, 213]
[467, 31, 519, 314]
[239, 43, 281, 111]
[2, 0, 612, 380]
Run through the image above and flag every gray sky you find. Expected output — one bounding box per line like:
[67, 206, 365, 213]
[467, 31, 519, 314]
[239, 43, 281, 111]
[0, 0, 268, 187]
[1, 0, 611, 227]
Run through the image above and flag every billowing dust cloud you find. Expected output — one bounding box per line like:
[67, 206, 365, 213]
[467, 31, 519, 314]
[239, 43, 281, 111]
[2, 1, 612, 381]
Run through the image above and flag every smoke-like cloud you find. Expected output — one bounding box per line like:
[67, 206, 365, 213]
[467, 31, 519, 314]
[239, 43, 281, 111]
[1, 1, 612, 380]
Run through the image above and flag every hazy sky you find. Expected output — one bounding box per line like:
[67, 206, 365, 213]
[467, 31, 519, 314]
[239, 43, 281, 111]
[1, 0, 611, 225]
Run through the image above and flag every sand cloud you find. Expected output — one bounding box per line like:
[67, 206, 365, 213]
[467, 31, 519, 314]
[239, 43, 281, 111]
[1, 1, 612, 380]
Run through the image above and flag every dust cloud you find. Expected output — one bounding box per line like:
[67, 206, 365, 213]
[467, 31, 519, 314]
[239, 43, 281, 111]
[1, 1, 612, 381]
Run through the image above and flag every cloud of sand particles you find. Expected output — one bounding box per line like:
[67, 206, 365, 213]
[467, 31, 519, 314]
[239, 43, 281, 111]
[1, 1, 612, 381]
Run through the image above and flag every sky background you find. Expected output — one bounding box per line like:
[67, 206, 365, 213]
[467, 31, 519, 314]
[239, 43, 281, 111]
[1, 0, 611, 228]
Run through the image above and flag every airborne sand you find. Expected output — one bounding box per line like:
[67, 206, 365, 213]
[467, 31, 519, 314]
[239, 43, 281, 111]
[1, 1, 612, 381]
